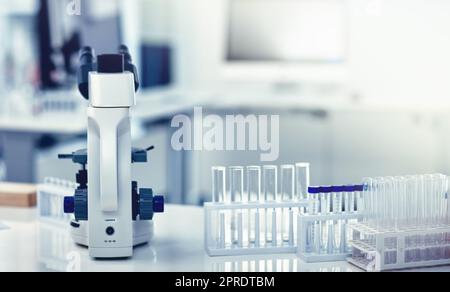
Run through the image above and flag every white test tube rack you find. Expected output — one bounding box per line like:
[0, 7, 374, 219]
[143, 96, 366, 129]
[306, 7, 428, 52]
[37, 177, 77, 226]
[205, 200, 312, 257]
[348, 222, 450, 272]
[297, 212, 364, 263]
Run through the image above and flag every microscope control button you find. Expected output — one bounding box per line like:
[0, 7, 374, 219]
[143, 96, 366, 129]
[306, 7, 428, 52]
[106, 227, 115, 236]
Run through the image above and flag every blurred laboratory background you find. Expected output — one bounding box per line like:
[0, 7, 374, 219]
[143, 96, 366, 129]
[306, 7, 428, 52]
[2, 0, 450, 206]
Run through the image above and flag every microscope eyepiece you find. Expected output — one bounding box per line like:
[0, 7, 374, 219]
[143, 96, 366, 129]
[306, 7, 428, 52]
[118, 45, 129, 54]
[77, 44, 139, 100]
[118, 44, 133, 64]
[117, 44, 140, 91]
[79, 47, 95, 64]
[78, 47, 97, 100]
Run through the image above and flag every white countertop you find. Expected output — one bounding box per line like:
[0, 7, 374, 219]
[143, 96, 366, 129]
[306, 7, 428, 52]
[0, 205, 449, 272]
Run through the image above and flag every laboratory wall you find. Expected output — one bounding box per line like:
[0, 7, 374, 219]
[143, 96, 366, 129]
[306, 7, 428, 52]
[157, 0, 450, 203]
[2, 0, 450, 206]
[156, 0, 450, 102]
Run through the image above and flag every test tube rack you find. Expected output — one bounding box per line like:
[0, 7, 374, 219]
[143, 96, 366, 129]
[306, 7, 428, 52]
[37, 222, 74, 271]
[297, 212, 364, 263]
[348, 222, 450, 272]
[37, 178, 77, 226]
[204, 200, 312, 256]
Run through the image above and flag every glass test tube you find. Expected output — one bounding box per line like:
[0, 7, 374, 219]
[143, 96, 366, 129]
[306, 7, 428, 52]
[229, 167, 244, 244]
[230, 167, 244, 203]
[212, 167, 226, 203]
[308, 187, 321, 253]
[247, 166, 261, 246]
[263, 166, 278, 246]
[332, 186, 348, 253]
[212, 167, 227, 248]
[362, 178, 376, 246]
[295, 163, 310, 201]
[324, 187, 342, 254]
[354, 184, 364, 213]
[281, 165, 295, 244]
[320, 186, 332, 253]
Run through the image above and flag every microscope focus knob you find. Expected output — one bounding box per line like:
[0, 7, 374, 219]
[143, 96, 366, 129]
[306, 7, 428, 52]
[153, 196, 165, 213]
[64, 197, 75, 214]
[139, 189, 165, 220]
[74, 189, 88, 221]
[139, 188, 154, 221]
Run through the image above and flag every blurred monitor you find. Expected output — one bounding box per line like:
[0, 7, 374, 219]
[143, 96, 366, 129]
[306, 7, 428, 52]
[223, 0, 349, 83]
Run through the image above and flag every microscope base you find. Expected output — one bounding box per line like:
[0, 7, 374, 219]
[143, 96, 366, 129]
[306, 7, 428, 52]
[70, 220, 154, 256]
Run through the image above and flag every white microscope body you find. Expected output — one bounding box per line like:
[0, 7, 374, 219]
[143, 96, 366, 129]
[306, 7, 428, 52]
[87, 69, 135, 258]
[61, 47, 164, 259]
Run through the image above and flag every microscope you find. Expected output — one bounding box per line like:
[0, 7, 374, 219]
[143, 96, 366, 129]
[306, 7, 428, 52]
[59, 46, 164, 259]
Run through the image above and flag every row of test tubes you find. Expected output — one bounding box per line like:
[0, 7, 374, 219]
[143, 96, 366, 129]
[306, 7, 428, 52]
[38, 178, 78, 225]
[210, 164, 310, 250]
[362, 174, 449, 230]
[360, 174, 450, 264]
[305, 185, 363, 255]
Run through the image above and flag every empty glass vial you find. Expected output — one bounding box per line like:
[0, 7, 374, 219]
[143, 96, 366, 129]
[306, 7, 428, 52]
[229, 167, 244, 203]
[333, 186, 345, 253]
[281, 165, 295, 201]
[281, 165, 295, 243]
[308, 186, 321, 253]
[229, 167, 244, 244]
[320, 186, 333, 253]
[296, 163, 310, 201]
[263, 165, 278, 245]
[247, 166, 261, 246]
[212, 167, 226, 203]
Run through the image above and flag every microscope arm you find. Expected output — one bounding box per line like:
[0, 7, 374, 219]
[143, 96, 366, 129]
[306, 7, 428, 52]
[100, 125, 119, 212]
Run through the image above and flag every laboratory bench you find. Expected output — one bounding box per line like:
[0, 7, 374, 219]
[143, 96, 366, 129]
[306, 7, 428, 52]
[0, 205, 449, 272]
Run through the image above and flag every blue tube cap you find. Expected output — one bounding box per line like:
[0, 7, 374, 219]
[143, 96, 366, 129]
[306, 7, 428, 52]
[354, 185, 364, 192]
[308, 187, 321, 194]
[333, 186, 346, 193]
[320, 186, 333, 193]
[343, 185, 355, 192]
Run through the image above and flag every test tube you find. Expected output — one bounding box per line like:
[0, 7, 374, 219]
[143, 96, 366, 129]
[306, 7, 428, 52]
[229, 167, 244, 244]
[424, 175, 434, 229]
[384, 177, 395, 230]
[362, 178, 376, 246]
[212, 167, 228, 248]
[263, 165, 278, 245]
[328, 186, 340, 254]
[212, 167, 226, 203]
[362, 178, 373, 225]
[295, 163, 310, 201]
[229, 167, 244, 203]
[281, 165, 295, 243]
[447, 178, 450, 259]
[332, 186, 347, 253]
[320, 186, 333, 253]
[375, 177, 386, 229]
[308, 187, 321, 253]
[247, 166, 261, 246]
[447, 176, 450, 226]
